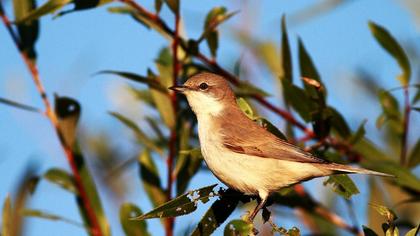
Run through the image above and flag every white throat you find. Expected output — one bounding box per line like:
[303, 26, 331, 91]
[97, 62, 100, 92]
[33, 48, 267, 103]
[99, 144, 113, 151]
[185, 91, 224, 117]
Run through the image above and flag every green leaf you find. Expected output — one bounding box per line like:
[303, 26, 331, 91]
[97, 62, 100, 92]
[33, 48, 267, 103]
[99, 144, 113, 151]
[0, 97, 40, 113]
[138, 150, 166, 208]
[363, 225, 379, 236]
[73, 0, 112, 11]
[119, 203, 150, 236]
[110, 112, 163, 154]
[328, 107, 351, 138]
[133, 184, 218, 220]
[408, 139, 420, 168]
[281, 15, 292, 81]
[405, 225, 420, 236]
[256, 118, 288, 141]
[379, 90, 400, 120]
[236, 81, 270, 97]
[174, 123, 203, 195]
[385, 226, 399, 236]
[202, 7, 237, 58]
[369, 21, 411, 86]
[23, 209, 84, 228]
[349, 120, 367, 144]
[223, 219, 253, 236]
[191, 188, 240, 236]
[44, 168, 77, 194]
[236, 97, 254, 119]
[16, 0, 72, 23]
[54, 95, 81, 149]
[298, 38, 322, 86]
[2, 195, 12, 236]
[154, 0, 163, 14]
[98, 70, 168, 93]
[323, 174, 360, 199]
[164, 0, 179, 13]
[370, 204, 397, 223]
[282, 80, 311, 122]
[13, 0, 39, 59]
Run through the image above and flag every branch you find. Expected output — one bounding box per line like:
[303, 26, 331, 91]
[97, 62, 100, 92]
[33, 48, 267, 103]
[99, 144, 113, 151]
[0, 3, 103, 236]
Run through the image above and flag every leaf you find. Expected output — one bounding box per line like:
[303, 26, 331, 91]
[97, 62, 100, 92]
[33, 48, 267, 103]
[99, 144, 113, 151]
[412, 107, 420, 112]
[16, 0, 72, 23]
[138, 150, 166, 208]
[405, 225, 420, 236]
[369, 21, 411, 86]
[363, 225, 379, 236]
[378, 90, 400, 120]
[256, 118, 288, 141]
[328, 107, 351, 138]
[349, 120, 367, 144]
[174, 123, 203, 195]
[0, 97, 40, 113]
[44, 168, 77, 194]
[223, 219, 253, 236]
[191, 188, 240, 236]
[408, 139, 420, 168]
[119, 203, 150, 236]
[236, 97, 254, 119]
[323, 174, 360, 199]
[153, 51, 176, 128]
[370, 204, 397, 223]
[13, 0, 39, 59]
[281, 80, 311, 122]
[281, 15, 292, 81]
[385, 226, 399, 236]
[23, 209, 84, 228]
[2, 195, 12, 236]
[154, 0, 163, 14]
[164, 0, 179, 13]
[54, 95, 81, 149]
[202, 7, 237, 58]
[73, 0, 112, 11]
[133, 184, 218, 220]
[110, 112, 163, 154]
[235, 81, 270, 97]
[98, 70, 168, 93]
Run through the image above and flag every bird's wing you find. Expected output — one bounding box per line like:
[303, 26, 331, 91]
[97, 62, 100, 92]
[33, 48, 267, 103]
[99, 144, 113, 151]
[219, 114, 327, 164]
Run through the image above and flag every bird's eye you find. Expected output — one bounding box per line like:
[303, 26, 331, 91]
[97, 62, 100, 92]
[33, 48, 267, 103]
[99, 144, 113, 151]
[199, 83, 209, 90]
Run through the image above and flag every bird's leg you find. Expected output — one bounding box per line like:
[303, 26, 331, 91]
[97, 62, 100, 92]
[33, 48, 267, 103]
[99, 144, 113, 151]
[247, 195, 268, 222]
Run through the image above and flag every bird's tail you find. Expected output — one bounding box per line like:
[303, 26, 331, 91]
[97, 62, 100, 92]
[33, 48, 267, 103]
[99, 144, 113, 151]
[318, 163, 394, 177]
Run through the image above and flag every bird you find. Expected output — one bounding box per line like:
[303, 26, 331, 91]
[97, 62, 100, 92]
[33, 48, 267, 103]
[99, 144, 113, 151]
[169, 72, 391, 223]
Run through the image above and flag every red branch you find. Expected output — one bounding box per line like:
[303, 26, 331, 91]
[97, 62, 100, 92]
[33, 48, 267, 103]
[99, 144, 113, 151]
[0, 3, 102, 236]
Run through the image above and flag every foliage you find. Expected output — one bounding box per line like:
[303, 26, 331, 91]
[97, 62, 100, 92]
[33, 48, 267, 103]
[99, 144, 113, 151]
[0, 1, 419, 236]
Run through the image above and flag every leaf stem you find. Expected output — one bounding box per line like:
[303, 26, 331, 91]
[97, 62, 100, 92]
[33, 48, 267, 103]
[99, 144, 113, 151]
[0, 3, 103, 236]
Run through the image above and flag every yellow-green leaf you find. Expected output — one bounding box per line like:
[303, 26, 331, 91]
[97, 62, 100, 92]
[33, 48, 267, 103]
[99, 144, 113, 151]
[138, 150, 166, 208]
[323, 174, 360, 199]
[369, 21, 411, 86]
[224, 219, 253, 236]
[119, 203, 150, 236]
[44, 168, 77, 194]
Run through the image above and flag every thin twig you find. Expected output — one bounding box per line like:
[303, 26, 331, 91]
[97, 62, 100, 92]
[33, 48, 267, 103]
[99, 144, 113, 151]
[400, 86, 410, 166]
[164, 3, 181, 236]
[0, 3, 103, 236]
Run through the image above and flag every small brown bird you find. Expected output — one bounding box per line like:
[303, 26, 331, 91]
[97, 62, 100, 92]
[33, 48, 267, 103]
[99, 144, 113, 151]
[170, 72, 390, 222]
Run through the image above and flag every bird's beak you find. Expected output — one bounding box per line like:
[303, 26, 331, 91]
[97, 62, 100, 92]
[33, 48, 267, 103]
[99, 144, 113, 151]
[169, 85, 189, 93]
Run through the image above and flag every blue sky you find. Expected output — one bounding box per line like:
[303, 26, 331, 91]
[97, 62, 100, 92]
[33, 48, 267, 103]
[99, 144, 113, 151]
[1, 0, 419, 235]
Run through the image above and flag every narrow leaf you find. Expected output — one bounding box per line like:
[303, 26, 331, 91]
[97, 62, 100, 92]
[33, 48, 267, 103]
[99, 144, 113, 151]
[164, 0, 179, 14]
[328, 107, 351, 138]
[97, 70, 167, 93]
[133, 184, 218, 220]
[405, 225, 420, 236]
[13, 0, 39, 59]
[281, 15, 292, 81]
[54, 95, 81, 149]
[369, 21, 411, 86]
[407, 139, 420, 168]
[323, 174, 360, 199]
[110, 112, 163, 154]
[224, 219, 253, 236]
[370, 204, 397, 222]
[0, 97, 40, 113]
[119, 203, 150, 236]
[236, 97, 254, 119]
[363, 225, 379, 236]
[16, 0, 72, 23]
[281, 80, 311, 122]
[23, 209, 84, 228]
[44, 168, 77, 194]
[349, 120, 367, 144]
[191, 188, 240, 236]
[138, 150, 166, 207]
[2, 195, 12, 236]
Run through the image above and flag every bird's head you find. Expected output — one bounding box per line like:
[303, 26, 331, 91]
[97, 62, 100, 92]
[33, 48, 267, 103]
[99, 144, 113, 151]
[169, 72, 236, 116]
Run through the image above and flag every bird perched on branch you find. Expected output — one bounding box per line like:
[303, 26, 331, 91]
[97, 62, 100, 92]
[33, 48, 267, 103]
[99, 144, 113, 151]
[170, 72, 391, 223]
